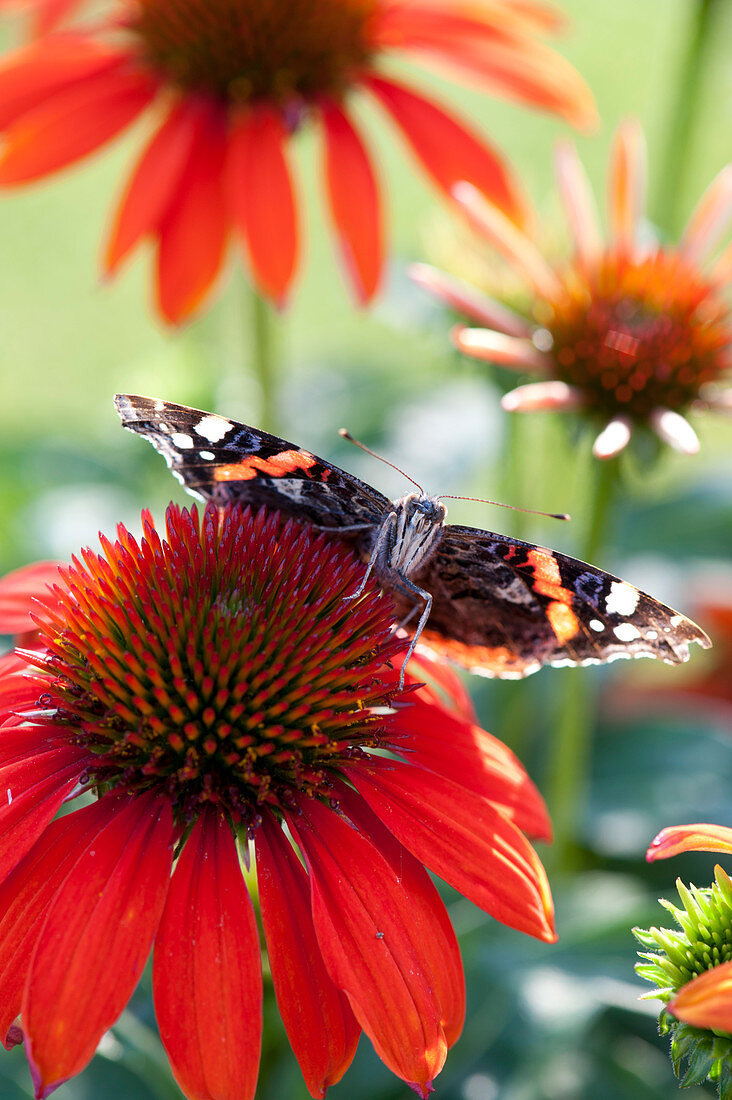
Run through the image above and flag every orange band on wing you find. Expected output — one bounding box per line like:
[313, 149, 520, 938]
[546, 599, 580, 643]
[527, 549, 575, 605]
[213, 449, 317, 482]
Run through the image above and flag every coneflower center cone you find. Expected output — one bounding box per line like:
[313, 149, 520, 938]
[129, 0, 378, 104]
[30, 504, 404, 824]
[543, 251, 731, 418]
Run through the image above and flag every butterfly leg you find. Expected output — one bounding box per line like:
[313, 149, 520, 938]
[388, 573, 432, 690]
[342, 512, 397, 602]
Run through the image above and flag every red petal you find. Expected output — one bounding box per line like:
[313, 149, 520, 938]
[403, 649, 477, 723]
[0, 36, 126, 131]
[670, 961, 732, 1032]
[0, 562, 64, 635]
[31, 0, 82, 36]
[0, 739, 89, 881]
[285, 793, 447, 1096]
[388, 692, 551, 840]
[23, 792, 174, 1097]
[320, 100, 384, 304]
[345, 761, 556, 943]
[105, 97, 211, 274]
[646, 823, 732, 861]
[334, 783, 465, 1048]
[227, 105, 299, 304]
[0, 63, 157, 185]
[364, 72, 526, 226]
[0, 808, 98, 1049]
[154, 808, 262, 1100]
[256, 811, 360, 1098]
[155, 103, 228, 323]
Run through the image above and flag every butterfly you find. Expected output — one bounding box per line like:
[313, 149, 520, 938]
[115, 394, 711, 686]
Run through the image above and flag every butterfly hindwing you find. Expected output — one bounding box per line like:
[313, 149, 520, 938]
[114, 394, 391, 529]
[401, 525, 711, 676]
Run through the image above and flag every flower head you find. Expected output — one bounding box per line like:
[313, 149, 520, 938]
[0, 502, 554, 1099]
[414, 120, 732, 458]
[636, 825, 732, 1096]
[0, 0, 595, 321]
[634, 861, 732, 1097]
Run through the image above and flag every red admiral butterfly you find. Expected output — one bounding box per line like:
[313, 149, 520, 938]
[115, 394, 711, 685]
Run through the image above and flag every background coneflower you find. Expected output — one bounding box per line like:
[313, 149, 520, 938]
[413, 119, 732, 459]
[0, 0, 595, 322]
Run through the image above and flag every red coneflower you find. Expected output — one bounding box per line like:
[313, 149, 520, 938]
[0, 0, 595, 321]
[412, 119, 732, 458]
[0, 502, 554, 1100]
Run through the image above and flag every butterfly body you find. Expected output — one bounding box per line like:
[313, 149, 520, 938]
[115, 394, 711, 680]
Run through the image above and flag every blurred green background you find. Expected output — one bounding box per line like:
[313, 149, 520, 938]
[0, 0, 731, 1097]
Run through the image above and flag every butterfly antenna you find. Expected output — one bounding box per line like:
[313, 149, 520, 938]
[339, 429, 424, 493]
[438, 494, 570, 521]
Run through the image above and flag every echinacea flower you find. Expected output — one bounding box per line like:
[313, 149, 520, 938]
[0, 0, 595, 322]
[412, 119, 732, 459]
[635, 824, 732, 1095]
[0, 502, 555, 1100]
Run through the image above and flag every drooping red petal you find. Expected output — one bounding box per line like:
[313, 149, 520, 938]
[105, 97, 211, 274]
[227, 105, 299, 305]
[0, 64, 157, 185]
[0, 562, 64, 634]
[387, 691, 551, 840]
[0, 654, 43, 715]
[285, 794, 447, 1098]
[401, 649, 477, 723]
[0, 808, 97, 1049]
[0, 36, 126, 131]
[364, 72, 526, 226]
[320, 99, 384, 304]
[23, 791, 174, 1098]
[31, 0, 82, 36]
[155, 103, 229, 323]
[256, 811, 360, 1098]
[334, 782, 465, 1048]
[646, 823, 732, 861]
[0, 737, 90, 882]
[380, 15, 596, 129]
[346, 761, 556, 943]
[153, 808, 262, 1100]
[669, 960, 732, 1032]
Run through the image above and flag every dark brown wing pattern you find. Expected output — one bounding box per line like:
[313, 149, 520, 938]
[114, 395, 390, 529]
[397, 524, 711, 677]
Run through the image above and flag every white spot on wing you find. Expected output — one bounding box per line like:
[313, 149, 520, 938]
[605, 580, 639, 616]
[171, 432, 194, 449]
[614, 622, 641, 641]
[199, 450, 215, 460]
[589, 619, 604, 632]
[670, 614, 683, 627]
[195, 414, 234, 443]
[646, 629, 658, 640]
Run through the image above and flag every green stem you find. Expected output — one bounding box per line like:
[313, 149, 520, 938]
[544, 454, 620, 875]
[250, 288, 278, 433]
[654, 0, 719, 235]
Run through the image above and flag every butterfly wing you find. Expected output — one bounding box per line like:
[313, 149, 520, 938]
[114, 394, 391, 528]
[399, 524, 711, 676]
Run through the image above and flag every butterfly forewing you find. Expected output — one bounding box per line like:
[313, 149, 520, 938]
[403, 525, 711, 676]
[114, 394, 390, 528]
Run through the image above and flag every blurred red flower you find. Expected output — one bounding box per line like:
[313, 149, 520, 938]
[413, 119, 732, 458]
[0, 502, 554, 1100]
[0, 0, 595, 321]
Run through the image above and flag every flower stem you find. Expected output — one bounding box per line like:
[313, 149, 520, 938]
[544, 454, 620, 875]
[654, 0, 719, 235]
[250, 287, 278, 433]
